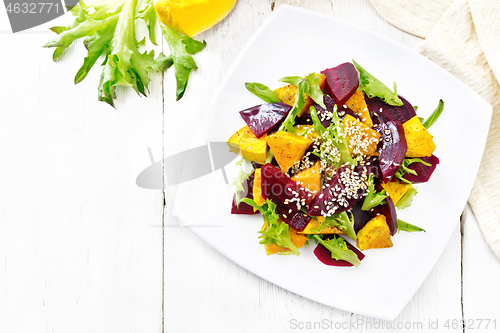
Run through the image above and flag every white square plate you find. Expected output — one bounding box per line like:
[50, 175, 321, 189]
[172, 5, 492, 320]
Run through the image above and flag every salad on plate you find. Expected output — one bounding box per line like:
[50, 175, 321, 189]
[226, 61, 443, 267]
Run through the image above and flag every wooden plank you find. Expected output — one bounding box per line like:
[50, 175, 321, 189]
[462, 204, 500, 332]
[0, 32, 163, 332]
[163, 0, 463, 332]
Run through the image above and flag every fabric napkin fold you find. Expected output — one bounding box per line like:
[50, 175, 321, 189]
[369, 0, 500, 259]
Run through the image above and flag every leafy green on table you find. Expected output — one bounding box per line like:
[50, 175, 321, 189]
[243, 198, 300, 255]
[423, 99, 445, 129]
[244, 82, 281, 103]
[44, 0, 206, 107]
[160, 23, 206, 100]
[353, 59, 403, 106]
[397, 219, 426, 233]
[362, 174, 388, 211]
[313, 235, 361, 267]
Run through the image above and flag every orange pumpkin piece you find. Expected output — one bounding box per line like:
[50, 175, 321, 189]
[291, 162, 321, 195]
[356, 215, 393, 251]
[265, 131, 312, 173]
[345, 90, 373, 127]
[341, 114, 380, 157]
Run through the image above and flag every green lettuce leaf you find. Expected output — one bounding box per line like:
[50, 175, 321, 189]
[395, 158, 432, 184]
[397, 219, 426, 233]
[277, 77, 307, 133]
[353, 60, 403, 106]
[362, 174, 388, 211]
[423, 99, 444, 129]
[138, 0, 157, 46]
[313, 235, 361, 267]
[244, 82, 281, 103]
[160, 23, 207, 100]
[243, 198, 300, 255]
[396, 187, 418, 210]
[310, 105, 356, 166]
[309, 211, 357, 240]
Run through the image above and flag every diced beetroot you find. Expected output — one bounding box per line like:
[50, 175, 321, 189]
[366, 95, 416, 125]
[231, 173, 258, 215]
[369, 193, 398, 236]
[403, 155, 440, 183]
[313, 235, 365, 267]
[306, 166, 367, 217]
[351, 199, 372, 233]
[321, 63, 359, 106]
[375, 121, 408, 183]
[261, 164, 312, 231]
[239, 103, 292, 138]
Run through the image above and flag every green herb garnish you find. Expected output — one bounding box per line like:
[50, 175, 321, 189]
[395, 158, 432, 184]
[362, 174, 388, 211]
[353, 60, 403, 106]
[245, 82, 281, 103]
[309, 211, 357, 240]
[423, 99, 444, 129]
[243, 198, 300, 255]
[397, 219, 426, 233]
[396, 188, 418, 209]
[313, 235, 361, 267]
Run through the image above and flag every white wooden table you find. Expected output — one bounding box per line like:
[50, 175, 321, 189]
[1, 1, 499, 332]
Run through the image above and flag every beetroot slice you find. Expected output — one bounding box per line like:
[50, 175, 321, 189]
[314, 235, 365, 267]
[321, 63, 359, 107]
[239, 103, 292, 138]
[260, 164, 312, 231]
[366, 95, 416, 125]
[306, 166, 367, 217]
[403, 155, 440, 184]
[375, 121, 408, 183]
[351, 199, 372, 233]
[231, 173, 258, 215]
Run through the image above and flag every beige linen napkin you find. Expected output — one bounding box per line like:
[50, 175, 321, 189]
[369, 0, 500, 259]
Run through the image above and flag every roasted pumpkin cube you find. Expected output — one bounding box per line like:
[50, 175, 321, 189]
[252, 168, 266, 207]
[266, 131, 312, 172]
[299, 216, 344, 235]
[403, 116, 436, 157]
[341, 114, 380, 156]
[356, 215, 393, 251]
[345, 90, 373, 127]
[381, 181, 412, 205]
[227, 125, 267, 164]
[262, 221, 308, 255]
[291, 162, 321, 195]
[274, 74, 326, 117]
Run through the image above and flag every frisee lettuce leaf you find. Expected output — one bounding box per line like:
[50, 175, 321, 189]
[397, 219, 426, 233]
[310, 105, 356, 166]
[423, 99, 444, 129]
[362, 174, 388, 211]
[353, 60, 403, 106]
[309, 211, 357, 240]
[45, 0, 206, 107]
[313, 235, 361, 267]
[277, 76, 307, 133]
[243, 198, 300, 255]
[244, 82, 281, 103]
[396, 187, 418, 210]
[395, 158, 432, 184]
[231, 158, 253, 208]
[160, 23, 206, 101]
[305, 73, 326, 109]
